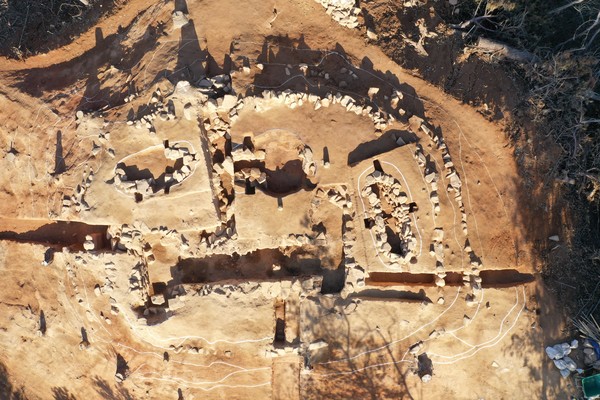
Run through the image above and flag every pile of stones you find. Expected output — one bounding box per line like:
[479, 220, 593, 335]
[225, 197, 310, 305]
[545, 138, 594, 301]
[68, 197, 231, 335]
[102, 261, 117, 295]
[125, 88, 176, 134]
[314, 0, 361, 28]
[196, 74, 233, 97]
[281, 233, 325, 248]
[62, 168, 94, 214]
[196, 221, 239, 252]
[234, 167, 267, 187]
[231, 146, 266, 162]
[107, 224, 147, 255]
[361, 170, 417, 267]
[112, 142, 197, 199]
[546, 340, 580, 378]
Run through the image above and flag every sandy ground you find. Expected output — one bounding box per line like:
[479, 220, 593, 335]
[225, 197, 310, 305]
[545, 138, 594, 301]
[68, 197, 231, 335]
[0, 0, 576, 399]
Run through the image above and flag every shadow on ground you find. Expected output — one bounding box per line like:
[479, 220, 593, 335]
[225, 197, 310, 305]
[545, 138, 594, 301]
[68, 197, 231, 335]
[237, 35, 425, 120]
[0, 361, 25, 400]
[304, 307, 415, 399]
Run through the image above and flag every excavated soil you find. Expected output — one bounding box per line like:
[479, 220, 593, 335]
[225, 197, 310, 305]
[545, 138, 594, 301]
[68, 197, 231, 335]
[0, 0, 575, 399]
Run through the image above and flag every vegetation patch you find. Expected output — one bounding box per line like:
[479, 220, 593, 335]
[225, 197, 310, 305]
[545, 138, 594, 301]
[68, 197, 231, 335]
[0, 0, 121, 59]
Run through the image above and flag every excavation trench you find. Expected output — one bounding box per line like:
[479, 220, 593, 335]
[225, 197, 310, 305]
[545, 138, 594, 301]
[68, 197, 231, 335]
[352, 288, 432, 303]
[173, 247, 345, 293]
[0, 218, 109, 249]
[367, 269, 535, 288]
[367, 272, 464, 287]
[479, 269, 535, 287]
[233, 159, 313, 197]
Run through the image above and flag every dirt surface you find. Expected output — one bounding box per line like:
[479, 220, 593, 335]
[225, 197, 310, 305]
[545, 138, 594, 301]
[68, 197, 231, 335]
[0, 0, 577, 399]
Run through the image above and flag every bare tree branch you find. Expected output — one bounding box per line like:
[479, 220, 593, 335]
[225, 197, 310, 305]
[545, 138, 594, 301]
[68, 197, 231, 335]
[549, 0, 586, 15]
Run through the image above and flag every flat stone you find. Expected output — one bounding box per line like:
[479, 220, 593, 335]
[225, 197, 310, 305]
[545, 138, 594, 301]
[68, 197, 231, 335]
[425, 172, 437, 184]
[172, 11, 189, 29]
[308, 340, 328, 351]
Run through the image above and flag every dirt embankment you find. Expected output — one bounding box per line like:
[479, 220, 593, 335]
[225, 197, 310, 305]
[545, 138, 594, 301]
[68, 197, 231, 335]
[360, 1, 525, 121]
[0, 0, 160, 68]
[360, 0, 600, 319]
[0, 0, 124, 59]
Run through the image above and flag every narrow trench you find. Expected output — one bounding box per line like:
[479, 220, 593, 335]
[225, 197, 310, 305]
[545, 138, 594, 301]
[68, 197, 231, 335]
[479, 269, 535, 287]
[274, 299, 286, 345]
[368, 269, 535, 288]
[368, 272, 464, 286]
[175, 248, 346, 296]
[176, 248, 325, 283]
[352, 288, 432, 303]
[0, 219, 110, 250]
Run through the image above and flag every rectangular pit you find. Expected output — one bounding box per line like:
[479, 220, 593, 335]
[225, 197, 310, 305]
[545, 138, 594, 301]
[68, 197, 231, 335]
[0, 219, 109, 249]
[367, 271, 464, 287]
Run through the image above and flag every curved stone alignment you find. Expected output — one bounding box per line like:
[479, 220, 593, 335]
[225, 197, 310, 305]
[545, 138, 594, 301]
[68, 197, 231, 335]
[113, 141, 198, 200]
[360, 169, 417, 268]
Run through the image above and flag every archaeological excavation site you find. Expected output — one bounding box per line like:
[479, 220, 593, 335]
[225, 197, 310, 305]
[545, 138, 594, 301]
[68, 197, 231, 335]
[1, 0, 599, 399]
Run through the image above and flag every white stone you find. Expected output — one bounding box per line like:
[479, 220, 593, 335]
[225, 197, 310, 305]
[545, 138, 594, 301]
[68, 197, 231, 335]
[308, 340, 328, 351]
[368, 87, 380, 97]
[221, 94, 238, 111]
[172, 11, 190, 29]
[366, 29, 378, 40]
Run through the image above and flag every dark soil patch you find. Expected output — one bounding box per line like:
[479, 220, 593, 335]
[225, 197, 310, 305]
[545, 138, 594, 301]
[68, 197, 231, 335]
[0, 220, 108, 247]
[176, 248, 325, 283]
[361, 1, 524, 120]
[0, 0, 123, 59]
